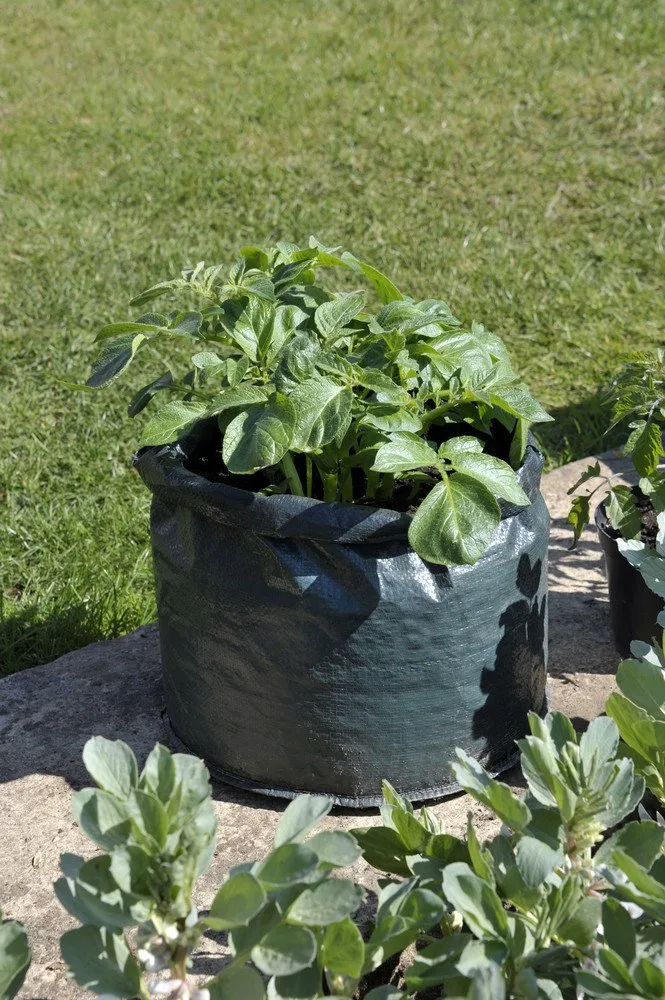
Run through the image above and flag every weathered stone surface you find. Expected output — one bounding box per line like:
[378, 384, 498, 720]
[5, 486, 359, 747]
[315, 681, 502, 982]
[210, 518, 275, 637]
[0, 453, 630, 998]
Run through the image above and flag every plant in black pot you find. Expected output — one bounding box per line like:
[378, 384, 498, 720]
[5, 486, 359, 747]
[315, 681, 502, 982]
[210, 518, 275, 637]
[77, 238, 553, 804]
[568, 350, 665, 657]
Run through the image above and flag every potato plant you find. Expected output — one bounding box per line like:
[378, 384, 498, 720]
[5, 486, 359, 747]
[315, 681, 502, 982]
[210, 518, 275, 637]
[76, 238, 552, 565]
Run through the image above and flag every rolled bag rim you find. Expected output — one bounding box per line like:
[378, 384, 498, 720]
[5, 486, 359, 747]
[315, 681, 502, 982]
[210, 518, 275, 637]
[138, 436, 548, 807]
[135, 437, 544, 546]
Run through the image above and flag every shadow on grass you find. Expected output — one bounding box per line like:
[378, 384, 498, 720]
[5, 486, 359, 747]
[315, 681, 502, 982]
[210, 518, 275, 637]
[535, 389, 623, 469]
[0, 594, 153, 676]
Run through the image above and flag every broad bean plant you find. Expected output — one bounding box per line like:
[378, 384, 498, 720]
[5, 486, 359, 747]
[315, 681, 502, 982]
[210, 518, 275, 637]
[6, 707, 665, 999]
[77, 238, 551, 565]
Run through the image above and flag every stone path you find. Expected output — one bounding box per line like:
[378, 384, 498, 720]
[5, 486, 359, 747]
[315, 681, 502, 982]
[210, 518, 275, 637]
[0, 451, 630, 998]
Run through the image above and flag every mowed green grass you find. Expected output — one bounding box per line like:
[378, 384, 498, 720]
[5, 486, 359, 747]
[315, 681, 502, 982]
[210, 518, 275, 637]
[1, 0, 663, 673]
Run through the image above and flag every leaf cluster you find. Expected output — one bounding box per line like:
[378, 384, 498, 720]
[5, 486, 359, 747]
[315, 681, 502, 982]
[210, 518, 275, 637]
[77, 237, 551, 565]
[567, 350, 665, 548]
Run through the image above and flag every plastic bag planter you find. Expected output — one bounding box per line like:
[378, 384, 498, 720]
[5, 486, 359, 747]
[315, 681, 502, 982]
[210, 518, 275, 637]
[137, 442, 549, 807]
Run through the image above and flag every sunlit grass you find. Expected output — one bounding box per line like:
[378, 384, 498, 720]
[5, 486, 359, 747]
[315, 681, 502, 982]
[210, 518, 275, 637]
[1, 0, 663, 671]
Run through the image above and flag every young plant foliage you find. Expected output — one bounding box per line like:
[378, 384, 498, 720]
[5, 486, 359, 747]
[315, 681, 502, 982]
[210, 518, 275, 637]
[77, 238, 551, 566]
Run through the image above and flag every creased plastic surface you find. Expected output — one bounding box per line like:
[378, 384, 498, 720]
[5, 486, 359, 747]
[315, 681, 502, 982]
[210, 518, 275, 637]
[137, 443, 549, 807]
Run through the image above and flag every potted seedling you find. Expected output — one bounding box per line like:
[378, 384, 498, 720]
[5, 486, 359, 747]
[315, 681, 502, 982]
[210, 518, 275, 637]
[568, 349, 665, 656]
[77, 238, 552, 804]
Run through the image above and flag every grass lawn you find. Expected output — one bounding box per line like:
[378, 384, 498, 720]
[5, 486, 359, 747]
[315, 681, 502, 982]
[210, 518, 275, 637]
[1, 0, 663, 673]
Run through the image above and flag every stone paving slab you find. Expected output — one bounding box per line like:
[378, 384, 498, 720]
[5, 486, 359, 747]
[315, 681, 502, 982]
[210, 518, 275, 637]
[0, 452, 630, 998]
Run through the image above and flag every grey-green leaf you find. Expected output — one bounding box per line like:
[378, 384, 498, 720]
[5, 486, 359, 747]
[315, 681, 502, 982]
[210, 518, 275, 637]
[254, 844, 319, 887]
[60, 926, 141, 997]
[207, 873, 267, 930]
[207, 964, 267, 1000]
[274, 794, 332, 847]
[0, 919, 31, 1000]
[82, 737, 138, 799]
[251, 924, 317, 977]
[287, 879, 365, 926]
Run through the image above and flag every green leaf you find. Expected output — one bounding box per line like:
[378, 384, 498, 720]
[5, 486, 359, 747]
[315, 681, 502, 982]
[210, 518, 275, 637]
[230, 298, 274, 361]
[607, 485, 641, 539]
[306, 831, 362, 868]
[601, 899, 636, 966]
[349, 827, 411, 877]
[451, 749, 531, 831]
[127, 371, 174, 417]
[489, 383, 552, 424]
[254, 844, 319, 887]
[606, 693, 665, 756]
[251, 924, 317, 977]
[579, 715, 620, 771]
[596, 821, 665, 870]
[566, 461, 602, 496]
[448, 452, 530, 507]
[223, 395, 295, 473]
[438, 436, 484, 459]
[127, 788, 168, 848]
[142, 400, 208, 446]
[363, 989, 406, 1000]
[169, 310, 203, 335]
[208, 963, 267, 1000]
[288, 879, 364, 926]
[360, 405, 422, 433]
[354, 367, 410, 404]
[129, 277, 185, 307]
[516, 809, 564, 887]
[274, 795, 332, 847]
[267, 965, 320, 1000]
[54, 854, 144, 929]
[372, 432, 438, 473]
[351, 258, 403, 304]
[615, 657, 665, 717]
[314, 291, 365, 338]
[409, 473, 501, 565]
[207, 873, 267, 930]
[322, 918, 365, 978]
[557, 894, 601, 948]
[0, 919, 31, 1000]
[72, 788, 132, 851]
[627, 419, 663, 477]
[442, 863, 509, 941]
[208, 384, 269, 417]
[172, 752, 213, 813]
[140, 743, 177, 803]
[567, 494, 591, 547]
[241, 270, 275, 301]
[86, 332, 149, 388]
[82, 737, 138, 799]
[289, 377, 353, 452]
[60, 926, 141, 997]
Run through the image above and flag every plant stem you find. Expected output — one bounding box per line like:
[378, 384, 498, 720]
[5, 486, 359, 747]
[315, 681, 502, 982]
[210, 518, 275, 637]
[281, 453, 304, 496]
[322, 471, 338, 503]
[306, 455, 313, 498]
[376, 473, 395, 501]
[342, 470, 354, 502]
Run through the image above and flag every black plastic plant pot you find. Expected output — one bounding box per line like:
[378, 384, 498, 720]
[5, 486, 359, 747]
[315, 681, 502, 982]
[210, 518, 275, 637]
[136, 440, 549, 807]
[596, 503, 664, 659]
